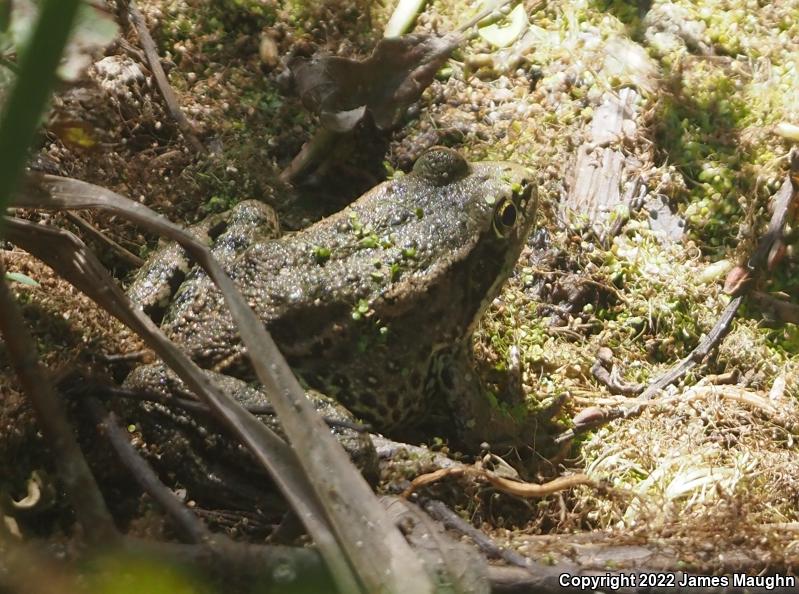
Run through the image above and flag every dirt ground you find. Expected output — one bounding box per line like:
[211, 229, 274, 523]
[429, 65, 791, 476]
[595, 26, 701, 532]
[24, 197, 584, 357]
[2, 0, 799, 583]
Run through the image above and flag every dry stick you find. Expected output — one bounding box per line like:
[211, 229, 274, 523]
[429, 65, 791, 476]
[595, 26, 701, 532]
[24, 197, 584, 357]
[744, 150, 799, 277]
[85, 397, 211, 545]
[634, 295, 743, 404]
[590, 357, 644, 396]
[64, 211, 144, 267]
[121, 0, 206, 154]
[403, 465, 595, 498]
[420, 498, 533, 570]
[0, 260, 118, 545]
[557, 291, 744, 445]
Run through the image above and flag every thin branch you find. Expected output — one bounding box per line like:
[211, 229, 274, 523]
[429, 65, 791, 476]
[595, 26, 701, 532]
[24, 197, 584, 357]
[557, 296, 743, 443]
[403, 463, 595, 498]
[0, 259, 118, 545]
[747, 150, 798, 273]
[590, 350, 644, 396]
[559, 152, 799, 443]
[85, 397, 211, 545]
[65, 212, 144, 267]
[119, 0, 206, 154]
[420, 498, 533, 570]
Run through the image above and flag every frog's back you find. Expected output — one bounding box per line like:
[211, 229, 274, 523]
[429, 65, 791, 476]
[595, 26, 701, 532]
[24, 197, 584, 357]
[159, 148, 536, 430]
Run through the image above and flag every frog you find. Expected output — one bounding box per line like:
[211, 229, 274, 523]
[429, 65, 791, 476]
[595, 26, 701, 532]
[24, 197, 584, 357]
[123, 147, 538, 484]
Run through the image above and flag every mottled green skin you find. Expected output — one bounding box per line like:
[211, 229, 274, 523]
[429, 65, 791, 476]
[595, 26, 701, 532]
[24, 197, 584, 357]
[127, 148, 536, 446]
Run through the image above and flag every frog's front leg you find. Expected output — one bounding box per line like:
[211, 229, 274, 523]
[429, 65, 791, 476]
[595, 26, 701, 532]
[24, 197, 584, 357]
[122, 363, 378, 504]
[433, 349, 539, 450]
[127, 200, 279, 317]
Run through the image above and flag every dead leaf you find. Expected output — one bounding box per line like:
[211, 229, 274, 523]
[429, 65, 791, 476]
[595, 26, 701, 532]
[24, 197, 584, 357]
[291, 33, 461, 132]
[50, 119, 97, 150]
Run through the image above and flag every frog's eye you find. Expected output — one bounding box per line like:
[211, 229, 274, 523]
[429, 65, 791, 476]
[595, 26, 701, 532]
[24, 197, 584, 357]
[413, 146, 469, 186]
[493, 199, 518, 237]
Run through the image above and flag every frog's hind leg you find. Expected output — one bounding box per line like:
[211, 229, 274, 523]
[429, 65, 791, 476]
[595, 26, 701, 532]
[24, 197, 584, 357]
[126, 200, 279, 321]
[126, 212, 226, 319]
[121, 363, 378, 489]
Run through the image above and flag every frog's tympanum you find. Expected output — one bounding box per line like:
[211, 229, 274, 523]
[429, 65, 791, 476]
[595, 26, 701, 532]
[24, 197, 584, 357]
[124, 147, 537, 488]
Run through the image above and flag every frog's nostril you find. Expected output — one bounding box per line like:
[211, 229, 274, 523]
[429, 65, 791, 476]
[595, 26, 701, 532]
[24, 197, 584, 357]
[519, 182, 533, 200]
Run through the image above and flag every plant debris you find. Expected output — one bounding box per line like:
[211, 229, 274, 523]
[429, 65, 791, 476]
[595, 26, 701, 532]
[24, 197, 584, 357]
[291, 32, 461, 133]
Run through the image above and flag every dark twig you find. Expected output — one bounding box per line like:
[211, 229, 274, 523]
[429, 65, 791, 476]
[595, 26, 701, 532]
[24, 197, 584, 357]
[634, 296, 743, 403]
[115, 38, 147, 64]
[746, 151, 798, 273]
[590, 348, 645, 396]
[726, 151, 799, 294]
[591, 360, 644, 395]
[120, 0, 206, 154]
[0, 259, 118, 544]
[749, 291, 799, 324]
[85, 397, 211, 545]
[557, 295, 743, 443]
[65, 212, 144, 267]
[420, 498, 533, 570]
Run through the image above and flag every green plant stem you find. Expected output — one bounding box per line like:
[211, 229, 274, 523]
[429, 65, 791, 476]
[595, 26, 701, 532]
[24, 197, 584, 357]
[0, 0, 81, 211]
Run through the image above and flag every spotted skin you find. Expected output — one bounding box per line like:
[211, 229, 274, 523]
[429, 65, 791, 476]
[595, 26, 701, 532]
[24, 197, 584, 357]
[126, 147, 537, 447]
